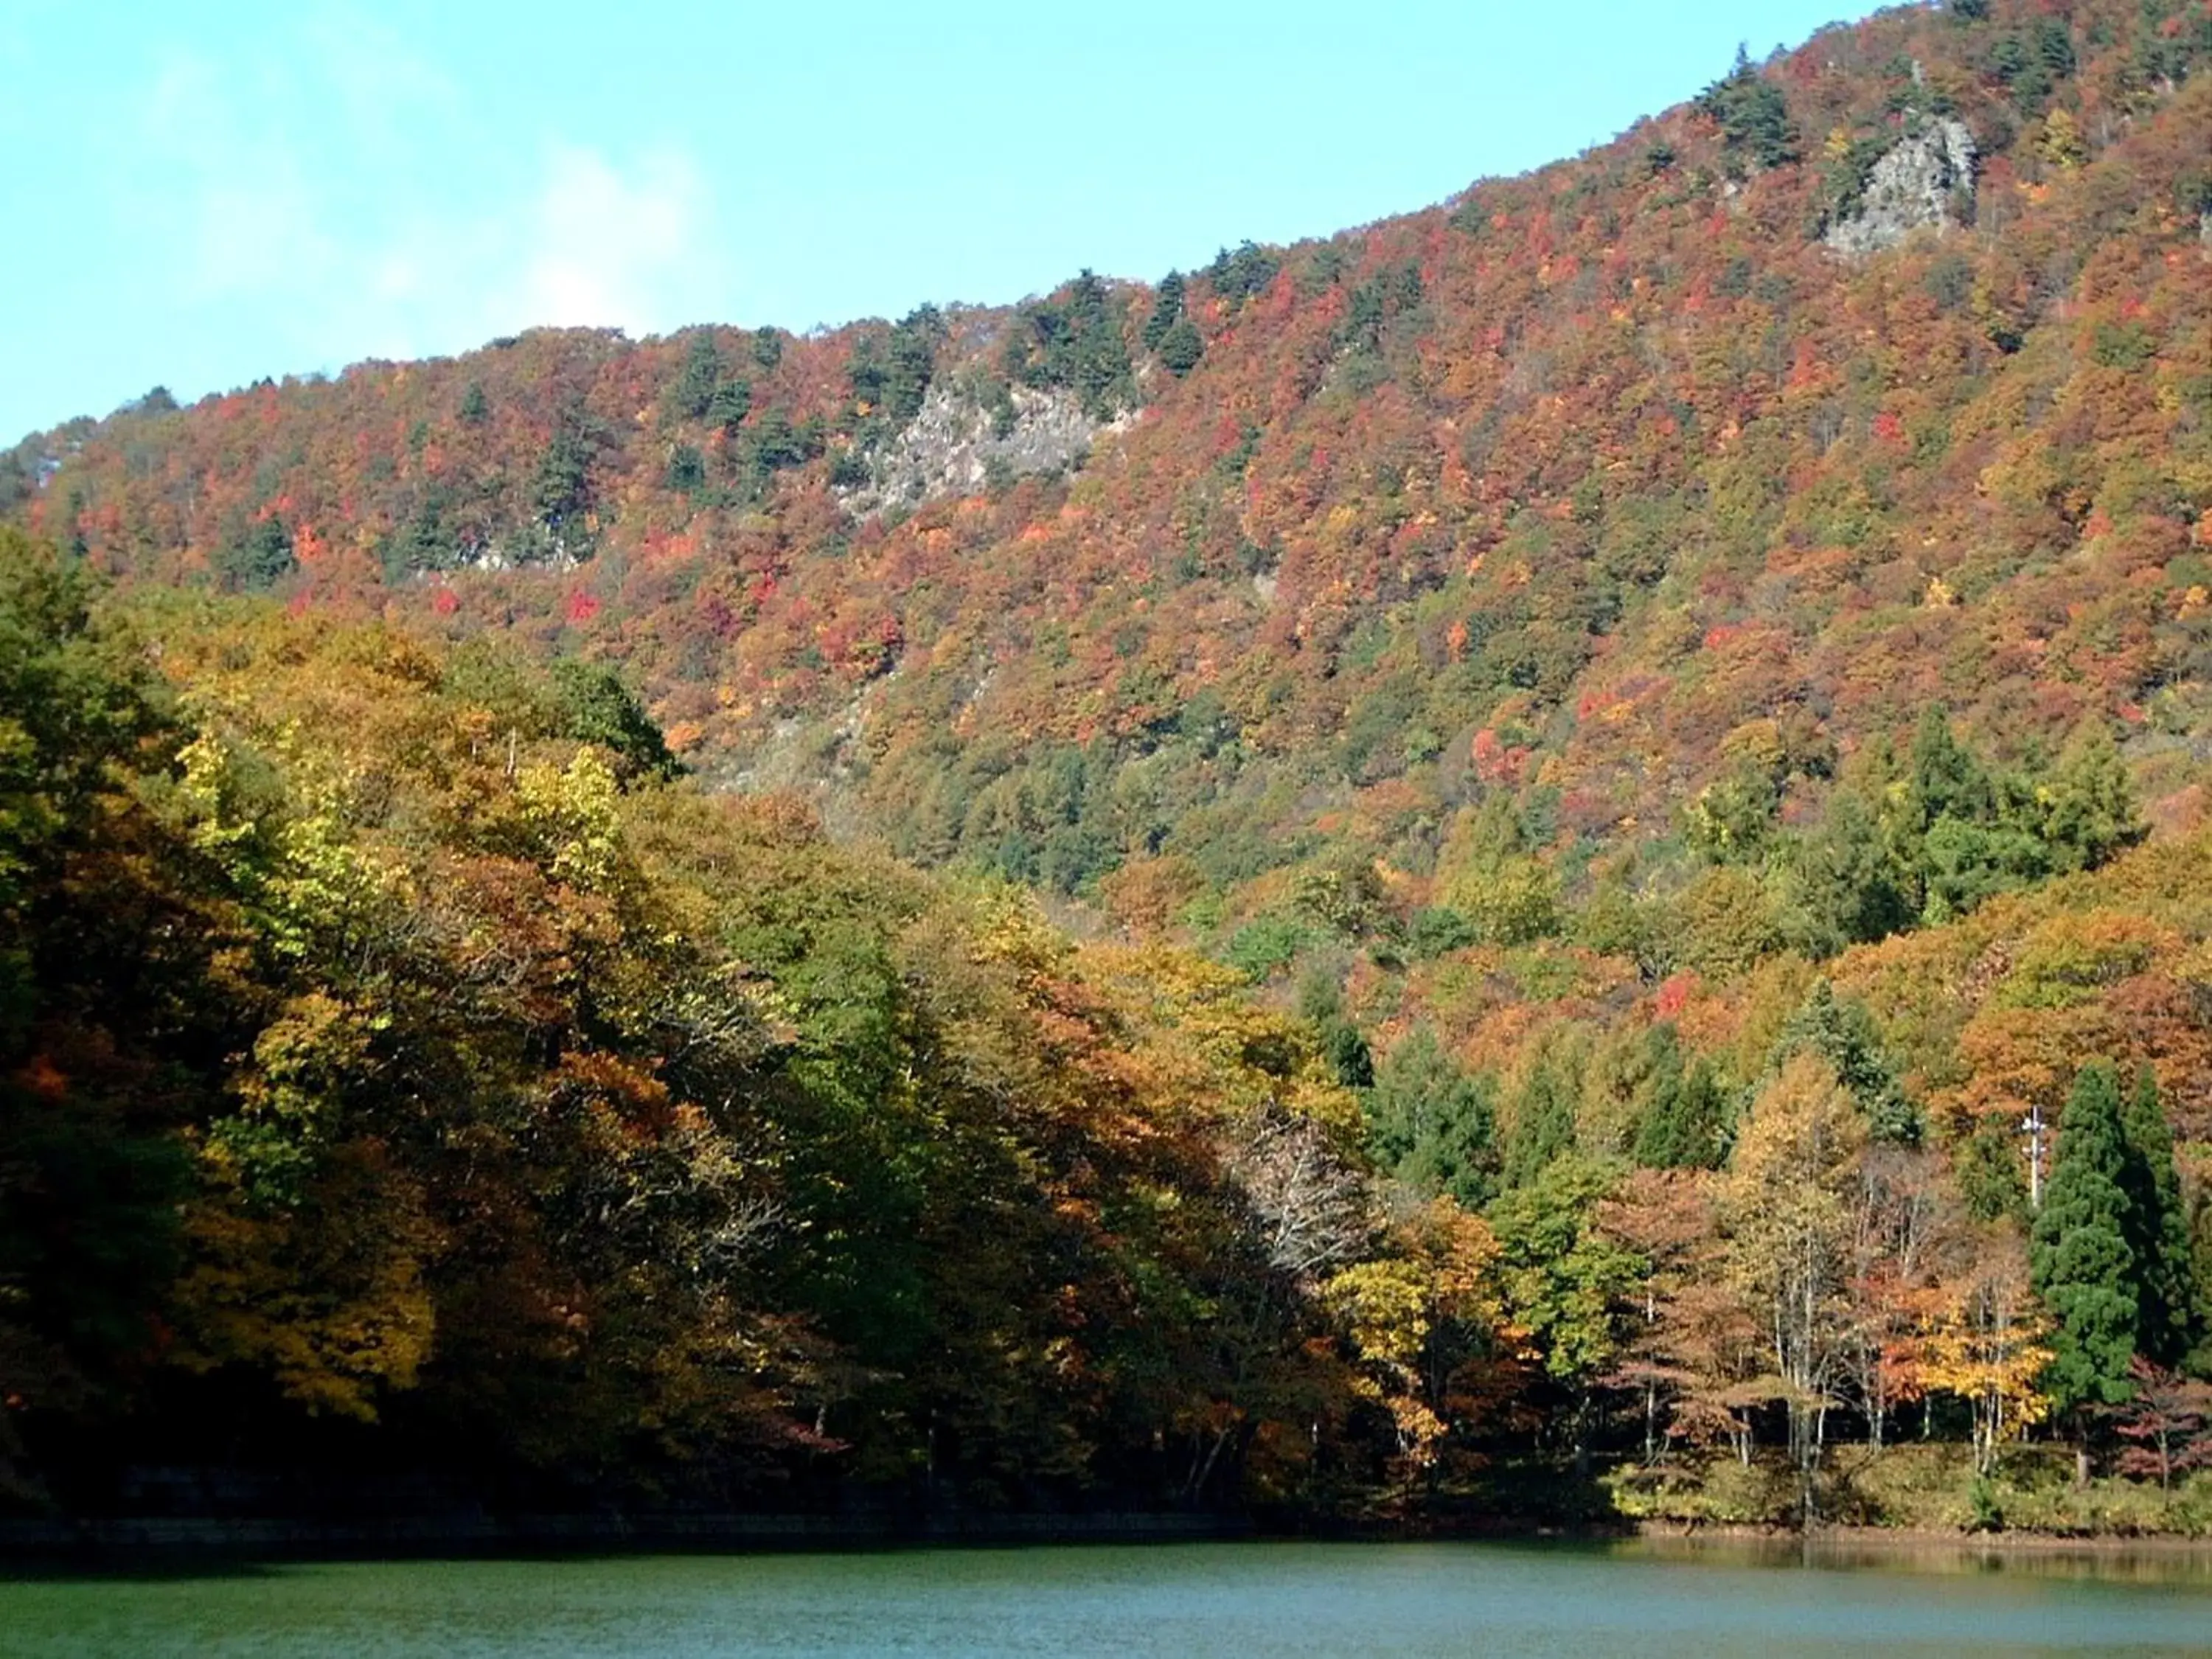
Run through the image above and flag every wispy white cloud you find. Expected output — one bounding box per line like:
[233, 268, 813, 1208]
[298, 8, 463, 145]
[140, 50, 339, 306]
[512, 143, 720, 332]
[122, 4, 724, 374]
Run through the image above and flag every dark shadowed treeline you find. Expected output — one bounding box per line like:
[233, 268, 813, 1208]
[0, 527, 1516, 1517]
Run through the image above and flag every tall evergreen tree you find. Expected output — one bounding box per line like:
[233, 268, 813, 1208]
[1787, 785, 1917, 953]
[2118, 1066, 2197, 1367]
[1905, 707, 2052, 922]
[1157, 318, 1205, 378]
[2039, 725, 2143, 874]
[214, 514, 296, 592]
[1907, 706, 1992, 830]
[1323, 1020, 1374, 1091]
[2190, 1183, 2212, 1379]
[1696, 46, 1798, 170]
[533, 417, 595, 535]
[1503, 1049, 1577, 1189]
[1141, 271, 1186, 353]
[882, 305, 945, 423]
[1366, 1028, 1498, 1208]
[706, 379, 752, 434]
[1631, 1032, 1728, 1171]
[1772, 980, 1921, 1144]
[2031, 1062, 2140, 1433]
[671, 331, 723, 421]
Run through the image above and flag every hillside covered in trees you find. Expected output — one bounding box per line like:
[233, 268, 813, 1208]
[6, 0, 2212, 1530]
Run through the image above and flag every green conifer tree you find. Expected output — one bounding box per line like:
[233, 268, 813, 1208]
[706, 379, 752, 434]
[2033, 15, 2075, 80]
[2039, 726, 2143, 874]
[2190, 1186, 2212, 1379]
[214, 514, 296, 592]
[1787, 784, 1917, 953]
[533, 420, 594, 535]
[1697, 46, 1798, 170]
[2031, 1062, 2141, 1433]
[664, 443, 706, 496]
[1907, 706, 1992, 830]
[2118, 1066, 2197, 1367]
[1141, 271, 1186, 353]
[1503, 1050, 1577, 1189]
[671, 331, 723, 421]
[883, 305, 945, 423]
[1157, 318, 1204, 378]
[1631, 1029, 1728, 1170]
[1773, 979, 1921, 1144]
[1366, 1028, 1498, 1208]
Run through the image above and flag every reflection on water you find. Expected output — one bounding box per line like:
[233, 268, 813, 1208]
[3, 1538, 2210, 1658]
[1615, 1531, 2212, 1587]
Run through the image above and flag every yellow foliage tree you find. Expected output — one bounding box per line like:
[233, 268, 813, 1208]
[1910, 1228, 2053, 1475]
[172, 1143, 439, 1422]
[1323, 1200, 1520, 1495]
[1722, 1052, 1866, 1504]
[2037, 108, 2088, 170]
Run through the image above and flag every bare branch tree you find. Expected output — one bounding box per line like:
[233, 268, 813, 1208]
[1225, 1108, 1369, 1279]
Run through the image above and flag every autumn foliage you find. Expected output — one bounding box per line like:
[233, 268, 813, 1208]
[6, 0, 2212, 1525]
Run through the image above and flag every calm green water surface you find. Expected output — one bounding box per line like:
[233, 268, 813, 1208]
[5, 1540, 2210, 1658]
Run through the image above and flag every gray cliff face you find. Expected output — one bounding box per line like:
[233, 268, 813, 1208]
[838, 383, 1109, 515]
[1823, 118, 1978, 257]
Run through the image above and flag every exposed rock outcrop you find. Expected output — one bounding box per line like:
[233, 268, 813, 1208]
[1823, 118, 1977, 257]
[838, 383, 1110, 515]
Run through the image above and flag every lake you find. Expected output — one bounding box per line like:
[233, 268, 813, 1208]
[4, 1539, 2210, 1657]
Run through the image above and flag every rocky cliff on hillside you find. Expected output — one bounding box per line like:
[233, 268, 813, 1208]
[13, 0, 2205, 883]
[1823, 117, 1978, 256]
[838, 381, 1109, 515]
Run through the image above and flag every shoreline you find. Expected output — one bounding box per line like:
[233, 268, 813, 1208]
[1630, 1522, 2212, 1557]
[0, 1509, 1251, 1564]
[4, 1510, 2209, 1567]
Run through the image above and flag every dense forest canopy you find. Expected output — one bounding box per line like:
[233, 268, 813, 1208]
[4, 0, 2212, 1526]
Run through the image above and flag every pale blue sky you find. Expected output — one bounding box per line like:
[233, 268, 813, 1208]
[1, 1, 1867, 443]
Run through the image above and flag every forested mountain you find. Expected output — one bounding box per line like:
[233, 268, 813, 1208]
[5, 0, 2212, 1528]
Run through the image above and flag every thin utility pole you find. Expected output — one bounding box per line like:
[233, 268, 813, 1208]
[2023, 1102, 2045, 1209]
